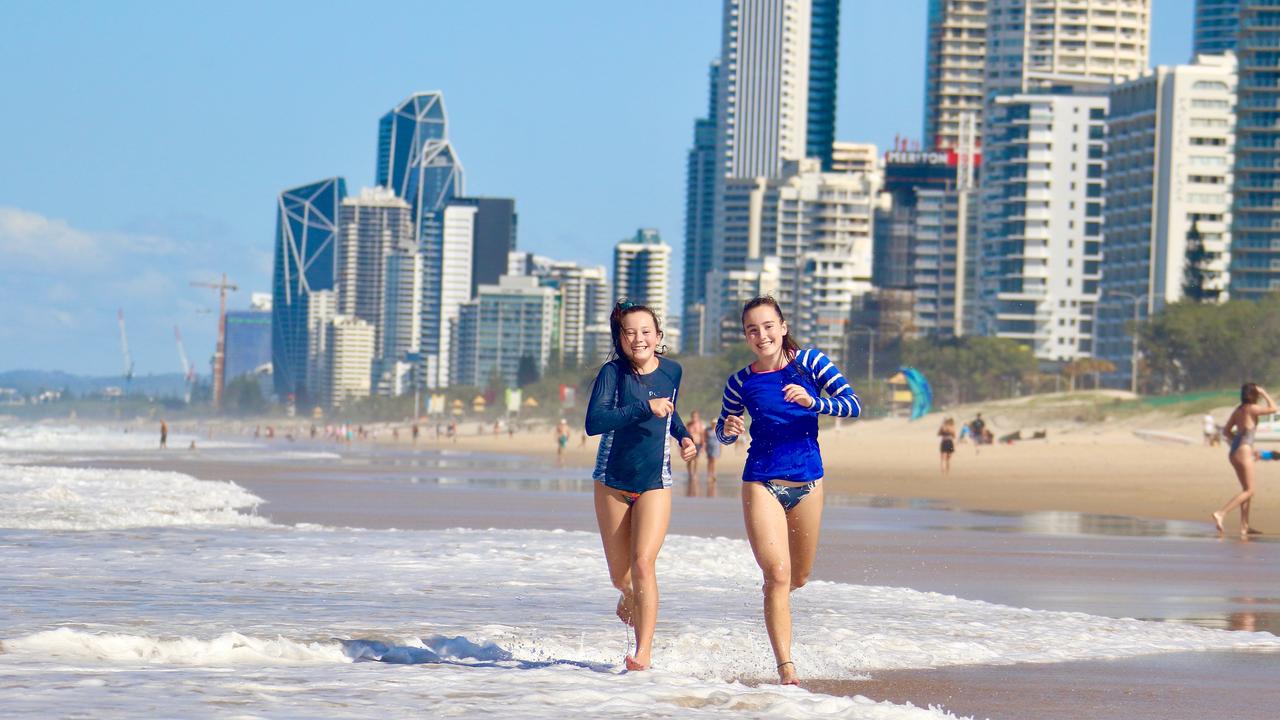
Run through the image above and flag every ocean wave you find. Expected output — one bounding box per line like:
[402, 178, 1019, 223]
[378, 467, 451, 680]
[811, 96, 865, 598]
[0, 464, 270, 530]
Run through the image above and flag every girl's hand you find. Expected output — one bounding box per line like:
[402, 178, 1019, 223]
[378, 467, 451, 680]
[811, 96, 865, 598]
[782, 383, 815, 409]
[648, 397, 674, 418]
[722, 414, 746, 437]
[679, 437, 697, 462]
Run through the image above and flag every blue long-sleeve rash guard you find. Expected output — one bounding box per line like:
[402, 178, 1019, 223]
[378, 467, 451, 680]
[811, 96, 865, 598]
[715, 348, 861, 482]
[586, 356, 693, 493]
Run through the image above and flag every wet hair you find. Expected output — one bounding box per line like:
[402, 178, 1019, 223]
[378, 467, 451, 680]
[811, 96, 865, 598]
[740, 295, 800, 358]
[1242, 383, 1260, 405]
[608, 299, 665, 370]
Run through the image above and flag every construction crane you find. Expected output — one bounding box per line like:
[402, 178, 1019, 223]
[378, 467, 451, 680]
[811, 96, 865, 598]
[190, 274, 239, 410]
[117, 309, 135, 392]
[174, 325, 196, 403]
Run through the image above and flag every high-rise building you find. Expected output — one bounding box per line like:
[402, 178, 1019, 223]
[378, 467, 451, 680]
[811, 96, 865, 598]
[1099, 54, 1236, 384]
[509, 251, 609, 368]
[682, 60, 721, 357]
[716, 0, 814, 180]
[1230, 0, 1280, 299]
[1194, 0, 1240, 55]
[706, 158, 883, 354]
[377, 92, 464, 231]
[336, 187, 414, 348]
[224, 309, 272, 383]
[375, 242, 422, 397]
[807, 0, 841, 169]
[614, 229, 672, 324]
[453, 275, 560, 388]
[450, 197, 517, 297]
[304, 290, 337, 410]
[326, 316, 375, 408]
[978, 94, 1109, 361]
[923, 0, 987, 151]
[271, 177, 346, 404]
[421, 203, 476, 389]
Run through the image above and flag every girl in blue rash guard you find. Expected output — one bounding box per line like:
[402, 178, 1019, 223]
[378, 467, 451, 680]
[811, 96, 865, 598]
[716, 296, 861, 686]
[585, 300, 697, 672]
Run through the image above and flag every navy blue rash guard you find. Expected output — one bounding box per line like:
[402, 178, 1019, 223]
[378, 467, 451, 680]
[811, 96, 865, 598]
[715, 348, 861, 482]
[585, 356, 693, 494]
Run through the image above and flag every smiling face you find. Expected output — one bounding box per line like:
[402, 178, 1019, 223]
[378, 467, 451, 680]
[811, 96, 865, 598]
[742, 305, 788, 364]
[619, 310, 660, 367]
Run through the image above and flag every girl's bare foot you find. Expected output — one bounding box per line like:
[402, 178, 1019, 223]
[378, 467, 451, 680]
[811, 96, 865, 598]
[624, 654, 649, 671]
[615, 592, 635, 626]
[777, 660, 799, 685]
[1212, 512, 1225, 534]
[1241, 524, 1251, 539]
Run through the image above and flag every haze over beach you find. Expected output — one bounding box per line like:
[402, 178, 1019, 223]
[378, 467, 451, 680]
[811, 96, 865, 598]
[5, 0, 1280, 718]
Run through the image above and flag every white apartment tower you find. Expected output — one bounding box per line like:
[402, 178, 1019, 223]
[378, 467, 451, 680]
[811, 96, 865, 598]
[327, 316, 375, 408]
[508, 251, 610, 368]
[717, 0, 813, 180]
[979, 94, 1109, 361]
[421, 203, 476, 389]
[924, 0, 988, 151]
[304, 290, 337, 410]
[1099, 54, 1236, 382]
[984, 0, 1150, 100]
[613, 229, 672, 324]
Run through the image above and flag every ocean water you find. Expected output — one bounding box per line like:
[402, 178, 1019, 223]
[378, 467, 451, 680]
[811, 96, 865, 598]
[2, 426, 1277, 719]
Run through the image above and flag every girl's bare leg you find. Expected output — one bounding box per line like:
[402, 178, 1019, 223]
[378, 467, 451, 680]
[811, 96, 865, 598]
[1214, 452, 1255, 536]
[743, 483, 798, 684]
[626, 488, 671, 669]
[594, 483, 635, 625]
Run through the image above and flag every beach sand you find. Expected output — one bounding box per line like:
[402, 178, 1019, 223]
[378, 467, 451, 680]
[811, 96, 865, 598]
[84, 435, 1280, 720]
[348, 401, 1276, 535]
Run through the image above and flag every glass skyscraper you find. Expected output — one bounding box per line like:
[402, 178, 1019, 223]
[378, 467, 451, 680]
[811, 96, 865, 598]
[1230, 0, 1280, 298]
[1194, 0, 1240, 55]
[271, 177, 347, 403]
[377, 91, 465, 234]
[806, 0, 840, 169]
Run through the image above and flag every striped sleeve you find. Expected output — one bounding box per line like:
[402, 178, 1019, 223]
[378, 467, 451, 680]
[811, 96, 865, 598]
[714, 368, 749, 444]
[799, 348, 862, 418]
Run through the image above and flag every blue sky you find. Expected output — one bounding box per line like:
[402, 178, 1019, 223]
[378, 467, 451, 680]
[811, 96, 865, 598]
[0, 1, 1193, 376]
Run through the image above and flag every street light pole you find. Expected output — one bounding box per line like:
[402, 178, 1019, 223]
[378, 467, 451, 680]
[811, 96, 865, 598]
[1107, 291, 1142, 395]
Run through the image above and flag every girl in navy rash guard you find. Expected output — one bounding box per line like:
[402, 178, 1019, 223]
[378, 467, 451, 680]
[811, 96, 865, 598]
[585, 300, 697, 672]
[715, 296, 861, 686]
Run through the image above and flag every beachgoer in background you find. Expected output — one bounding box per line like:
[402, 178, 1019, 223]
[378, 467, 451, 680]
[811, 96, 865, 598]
[958, 422, 971, 445]
[938, 417, 956, 474]
[159, 420, 168, 449]
[685, 410, 706, 495]
[1214, 383, 1277, 537]
[585, 300, 697, 672]
[555, 418, 571, 465]
[970, 413, 986, 453]
[716, 296, 861, 685]
[1203, 413, 1219, 447]
[447, 421, 457, 442]
[702, 418, 720, 496]
[412, 424, 419, 443]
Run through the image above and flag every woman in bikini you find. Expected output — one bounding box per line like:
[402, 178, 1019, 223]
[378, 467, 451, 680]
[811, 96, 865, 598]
[715, 296, 861, 685]
[585, 300, 697, 670]
[1213, 383, 1277, 537]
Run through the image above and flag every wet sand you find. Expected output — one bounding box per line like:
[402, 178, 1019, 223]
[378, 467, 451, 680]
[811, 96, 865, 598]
[78, 442, 1280, 719]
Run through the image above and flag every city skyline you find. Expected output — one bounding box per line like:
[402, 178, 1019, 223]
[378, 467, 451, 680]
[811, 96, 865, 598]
[1, 1, 1194, 376]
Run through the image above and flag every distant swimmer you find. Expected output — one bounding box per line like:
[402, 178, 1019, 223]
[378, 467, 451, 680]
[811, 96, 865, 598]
[1213, 383, 1277, 537]
[585, 300, 697, 672]
[554, 418, 570, 466]
[715, 296, 862, 686]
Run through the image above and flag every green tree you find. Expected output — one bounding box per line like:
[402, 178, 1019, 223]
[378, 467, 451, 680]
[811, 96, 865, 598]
[900, 336, 1037, 405]
[1137, 294, 1280, 392]
[222, 375, 267, 415]
[516, 354, 540, 388]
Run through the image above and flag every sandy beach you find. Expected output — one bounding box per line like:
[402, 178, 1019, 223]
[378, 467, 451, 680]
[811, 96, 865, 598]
[331, 395, 1276, 535]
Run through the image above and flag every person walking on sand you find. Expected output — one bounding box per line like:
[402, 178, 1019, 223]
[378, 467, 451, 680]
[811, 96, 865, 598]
[585, 300, 698, 672]
[1213, 383, 1278, 537]
[938, 417, 956, 474]
[1203, 413, 1219, 447]
[159, 419, 168, 449]
[714, 296, 861, 685]
[684, 410, 706, 495]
